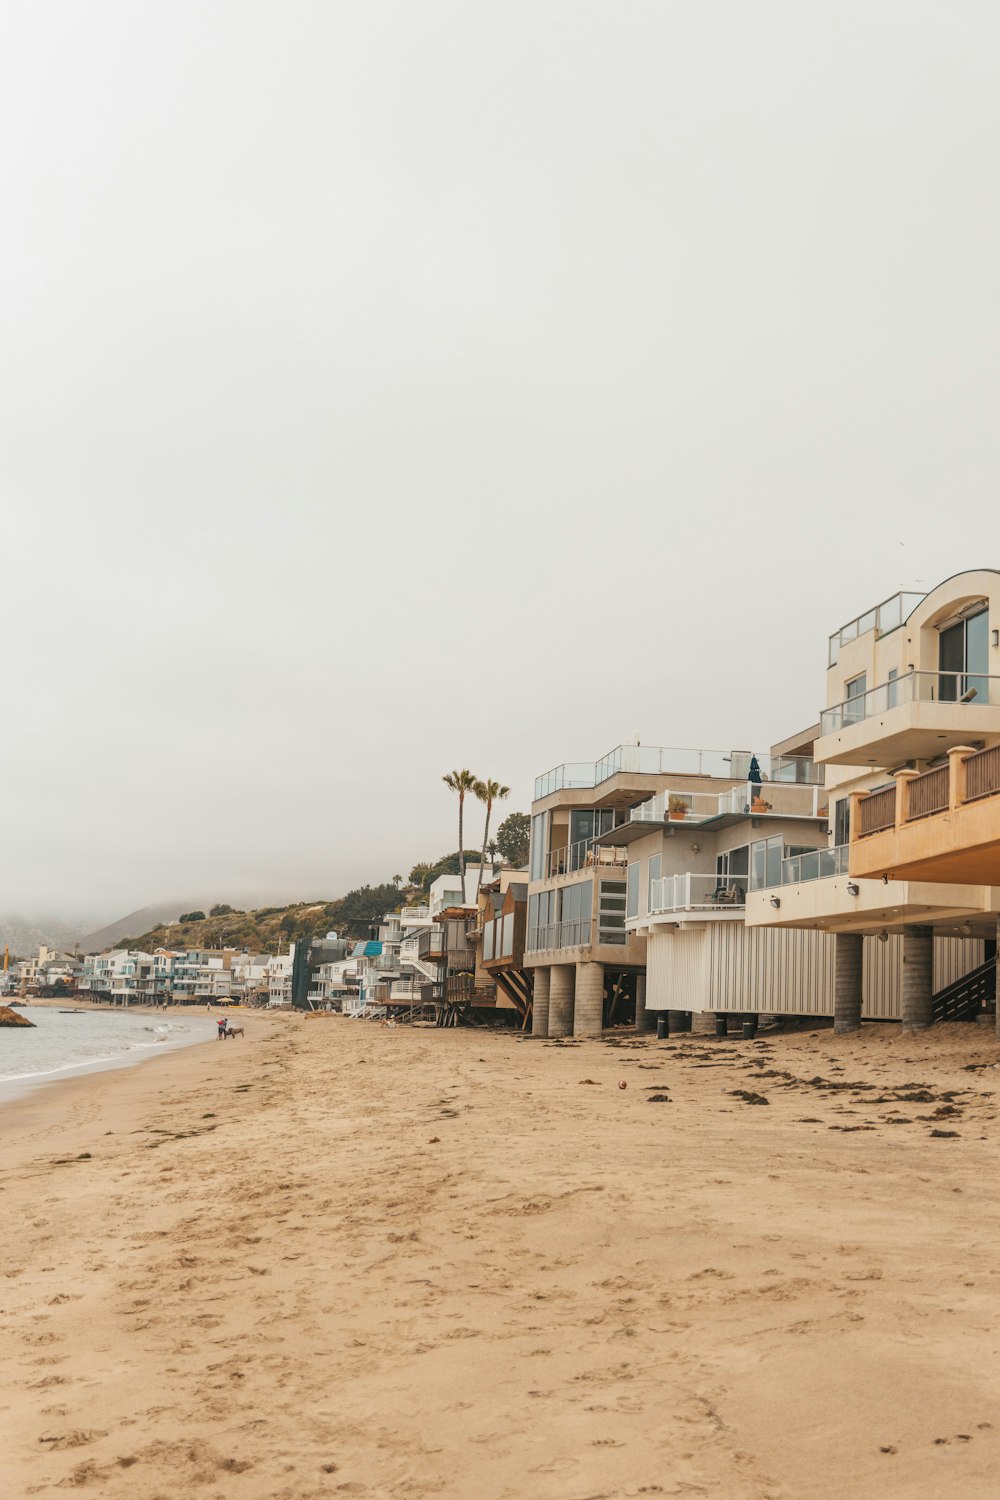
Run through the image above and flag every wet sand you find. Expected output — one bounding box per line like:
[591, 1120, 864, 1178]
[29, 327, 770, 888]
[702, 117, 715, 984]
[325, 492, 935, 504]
[2, 1013, 999, 1499]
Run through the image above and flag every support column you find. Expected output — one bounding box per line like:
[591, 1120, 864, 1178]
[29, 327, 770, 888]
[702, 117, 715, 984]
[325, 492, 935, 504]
[548, 964, 575, 1038]
[634, 974, 655, 1033]
[691, 1010, 717, 1035]
[901, 925, 934, 1031]
[833, 932, 864, 1034]
[531, 967, 550, 1039]
[667, 1010, 689, 1033]
[574, 962, 604, 1037]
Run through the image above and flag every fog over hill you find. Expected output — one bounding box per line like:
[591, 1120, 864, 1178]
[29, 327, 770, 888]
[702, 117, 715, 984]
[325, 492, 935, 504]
[0, 915, 87, 957]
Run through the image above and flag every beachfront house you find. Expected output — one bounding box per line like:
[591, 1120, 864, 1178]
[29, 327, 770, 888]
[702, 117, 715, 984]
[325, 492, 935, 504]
[746, 570, 999, 1030]
[525, 743, 762, 1036]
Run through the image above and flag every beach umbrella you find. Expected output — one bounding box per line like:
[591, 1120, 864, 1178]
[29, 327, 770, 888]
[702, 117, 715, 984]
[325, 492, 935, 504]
[748, 755, 762, 785]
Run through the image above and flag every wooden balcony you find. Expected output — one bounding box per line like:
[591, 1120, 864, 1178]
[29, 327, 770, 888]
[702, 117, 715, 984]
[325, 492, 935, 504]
[849, 744, 1000, 884]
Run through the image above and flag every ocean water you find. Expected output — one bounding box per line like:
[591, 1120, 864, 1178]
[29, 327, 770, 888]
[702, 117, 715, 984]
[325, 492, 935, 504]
[0, 1006, 217, 1101]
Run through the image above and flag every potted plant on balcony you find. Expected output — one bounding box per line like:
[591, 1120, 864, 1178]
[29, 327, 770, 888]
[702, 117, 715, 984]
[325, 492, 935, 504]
[751, 796, 772, 813]
[667, 794, 689, 821]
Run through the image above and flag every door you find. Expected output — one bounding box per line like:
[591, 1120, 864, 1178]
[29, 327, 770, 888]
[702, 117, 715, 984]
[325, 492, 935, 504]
[939, 609, 988, 702]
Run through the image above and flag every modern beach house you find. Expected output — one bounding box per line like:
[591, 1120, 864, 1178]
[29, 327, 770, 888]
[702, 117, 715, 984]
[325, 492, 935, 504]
[524, 744, 811, 1036]
[746, 570, 999, 1030]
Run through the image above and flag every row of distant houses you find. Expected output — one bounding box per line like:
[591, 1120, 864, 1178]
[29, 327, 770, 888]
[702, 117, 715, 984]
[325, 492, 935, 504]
[0, 870, 495, 1011]
[0, 943, 296, 1006]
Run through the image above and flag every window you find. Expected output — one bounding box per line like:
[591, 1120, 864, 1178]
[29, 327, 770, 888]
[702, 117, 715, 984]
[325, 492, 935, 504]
[939, 607, 988, 702]
[558, 880, 592, 945]
[887, 667, 899, 709]
[530, 813, 547, 882]
[482, 922, 494, 961]
[599, 880, 627, 944]
[501, 913, 514, 957]
[648, 854, 661, 909]
[749, 835, 783, 890]
[844, 673, 867, 723]
[626, 860, 640, 919]
[834, 798, 850, 848]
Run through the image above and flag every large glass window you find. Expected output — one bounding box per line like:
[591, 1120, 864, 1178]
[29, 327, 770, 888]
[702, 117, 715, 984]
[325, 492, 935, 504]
[599, 880, 627, 944]
[501, 913, 514, 957]
[749, 835, 784, 890]
[648, 854, 661, 908]
[530, 814, 547, 882]
[626, 860, 640, 919]
[940, 608, 988, 702]
[844, 673, 867, 723]
[483, 922, 494, 961]
[834, 798, 850, 848]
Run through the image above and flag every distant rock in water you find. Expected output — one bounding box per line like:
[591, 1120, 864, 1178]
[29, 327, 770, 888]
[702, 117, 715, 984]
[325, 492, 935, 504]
[0, 1005, 34, 1027]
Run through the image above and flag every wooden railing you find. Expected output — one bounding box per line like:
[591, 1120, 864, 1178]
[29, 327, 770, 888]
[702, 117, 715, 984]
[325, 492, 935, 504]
[858, 785, 896, 836]
[964, 744, 1000, 802]
[906, 765, 950, 821]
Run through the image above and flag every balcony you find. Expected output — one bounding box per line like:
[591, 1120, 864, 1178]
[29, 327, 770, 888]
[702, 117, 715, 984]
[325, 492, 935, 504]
[526, 919, 592, 952]
[816, 670, 1000, 767]
[648, 873, 746, 916]
[546, 837, 629, 877]
[626, 781, 827, 830]
[827, 590, 925, 666]
[850, 744, 1000, 883]
[534, 746, 823, 800]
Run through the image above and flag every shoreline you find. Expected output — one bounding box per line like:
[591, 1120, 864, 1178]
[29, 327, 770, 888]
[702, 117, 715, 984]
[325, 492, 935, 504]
[0, 1001, 230, 1106]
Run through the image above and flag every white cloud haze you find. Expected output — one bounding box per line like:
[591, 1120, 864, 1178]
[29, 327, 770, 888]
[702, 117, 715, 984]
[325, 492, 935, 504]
[2, 1, 998, 922]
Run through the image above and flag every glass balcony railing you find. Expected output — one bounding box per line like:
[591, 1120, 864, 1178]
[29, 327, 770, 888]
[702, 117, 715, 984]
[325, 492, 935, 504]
[827, 591, 925, 666]
[534, 747, 823, 800]
[779, 844, 850, 884]
[820, 670, 1000, 737]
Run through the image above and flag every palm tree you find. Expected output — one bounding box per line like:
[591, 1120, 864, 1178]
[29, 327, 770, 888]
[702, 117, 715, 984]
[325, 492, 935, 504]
[442, 769, 479, 893]
[474, 779, 510, 900]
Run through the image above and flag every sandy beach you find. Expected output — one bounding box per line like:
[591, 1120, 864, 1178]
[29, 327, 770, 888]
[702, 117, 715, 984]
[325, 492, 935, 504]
[2, 1014, 1000, 1499]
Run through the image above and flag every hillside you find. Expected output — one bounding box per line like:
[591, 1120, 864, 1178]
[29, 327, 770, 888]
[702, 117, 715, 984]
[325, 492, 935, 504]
[109, 901, 339, 956]
[78, 901, 197, 954]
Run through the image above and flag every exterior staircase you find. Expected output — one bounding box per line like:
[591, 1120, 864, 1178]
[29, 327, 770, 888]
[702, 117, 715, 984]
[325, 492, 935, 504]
[932, 958, 996, 1023]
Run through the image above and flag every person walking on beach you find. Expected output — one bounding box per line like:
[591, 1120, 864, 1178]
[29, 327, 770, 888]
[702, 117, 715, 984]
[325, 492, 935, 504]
[217, 1015, 228, 1040]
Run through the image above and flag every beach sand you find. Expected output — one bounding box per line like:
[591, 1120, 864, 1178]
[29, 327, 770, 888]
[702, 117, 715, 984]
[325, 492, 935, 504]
[2, 1013, 999, 1499]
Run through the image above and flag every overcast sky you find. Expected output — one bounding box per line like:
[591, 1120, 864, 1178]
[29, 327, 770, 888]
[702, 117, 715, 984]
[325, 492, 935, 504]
[2, 2, 998, 924]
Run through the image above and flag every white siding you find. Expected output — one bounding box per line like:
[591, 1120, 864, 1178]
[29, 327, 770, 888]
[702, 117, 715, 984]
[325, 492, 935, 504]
[644, 924, 985, 1020]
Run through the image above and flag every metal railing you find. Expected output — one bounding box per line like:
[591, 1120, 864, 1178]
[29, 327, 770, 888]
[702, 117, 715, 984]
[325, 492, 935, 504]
[649, 873, 746, 914]
[780, 844, 851, 884]
[964, 744, 1000, 802]
[526, 919, 592, 952]
[821, 670, 1000, 736]
[858, 785, 896, 836]
[534, 747, 823, 800]
[827, 590, 925, 666]
[630, 781, 826, 826]
[546, 838, 628, 877]
[906, 766, 949, 821]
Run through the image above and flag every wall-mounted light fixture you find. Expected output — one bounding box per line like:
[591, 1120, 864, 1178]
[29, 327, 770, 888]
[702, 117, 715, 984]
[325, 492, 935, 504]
[992, 629, 999, 648]
[846, 881, 860, 896]
[882, 873, 889, 884]
[689, 843, 700, 853]
[769, 896, 781, 909]
[877, 930, 889, 943]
